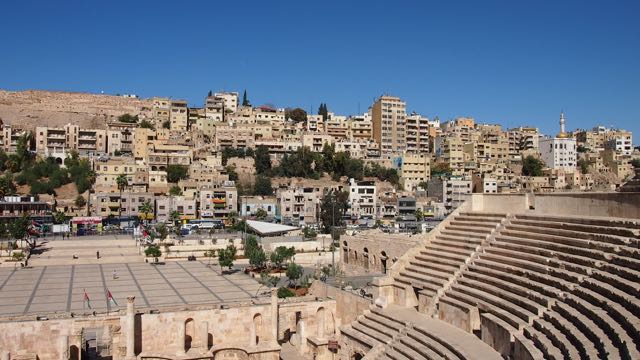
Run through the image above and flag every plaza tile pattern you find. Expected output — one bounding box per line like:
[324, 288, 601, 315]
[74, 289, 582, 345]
[0, 261, 263, 317]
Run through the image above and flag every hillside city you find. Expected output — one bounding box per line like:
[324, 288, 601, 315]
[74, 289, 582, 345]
[0, 89, 639, 360]
[0, 90, 636, 231]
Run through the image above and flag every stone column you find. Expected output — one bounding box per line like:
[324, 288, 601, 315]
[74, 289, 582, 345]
[271, 288, 278, 342]
[59, 335, 69, 360]
[1, 351, 9, 360]
[249, 319, 257, 347]
[126, 296, 136, 359]
[197, 321, 208, 350]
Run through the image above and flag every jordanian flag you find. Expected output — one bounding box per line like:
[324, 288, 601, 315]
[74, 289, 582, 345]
[83, 289, 92, 309]
[107, 289, 118, 306]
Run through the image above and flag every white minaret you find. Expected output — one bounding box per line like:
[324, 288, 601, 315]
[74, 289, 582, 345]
[559, 111, 566, 135]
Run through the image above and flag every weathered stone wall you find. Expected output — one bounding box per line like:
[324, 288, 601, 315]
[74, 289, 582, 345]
[309, 281, 371, 327]
[0, 297, 337, 360]
[340, 230, 420, 274]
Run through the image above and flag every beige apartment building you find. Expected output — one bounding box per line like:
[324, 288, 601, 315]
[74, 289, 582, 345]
[435, 137, 465, 176]
[400, 153, 431, 191]
[170, 100, 188, 131]
[35, 124, 107, 156]
[95, 158, 148, 192]
[155, 195, 198, 222]
[507, 127, 539, 160]
[405, 113, 430, 153]
[348, 114, 373, 140]
[371, 95, 406, 153]
[214, 125, 255, 149]
[148, 144, 192, 171]
[91, 191, 156, 219]
[199, 182, 238, 222]
[277, 186, 319, 225]
[152, 97, 170, 128]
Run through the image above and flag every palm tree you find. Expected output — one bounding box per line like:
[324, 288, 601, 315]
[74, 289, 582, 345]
[169, 210, 180, 227]
[116, 174, 128, 223]
[139, 200, 154, 225]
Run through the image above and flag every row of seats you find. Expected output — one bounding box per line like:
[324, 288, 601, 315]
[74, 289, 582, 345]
[438, 213, 640, 360]
[392, 212, 506, 301]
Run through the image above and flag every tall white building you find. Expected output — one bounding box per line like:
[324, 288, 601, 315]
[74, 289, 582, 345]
[539, 112, 577, 172]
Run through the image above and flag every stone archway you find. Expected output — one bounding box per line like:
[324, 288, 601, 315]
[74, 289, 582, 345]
[316, 307, 325, 338]
[213, 348, 250, 360]
[184, 318, 194, 352]
[251, 313, 262, 346]
[380, 251, 388, 274]
[363, 248, 369, 270]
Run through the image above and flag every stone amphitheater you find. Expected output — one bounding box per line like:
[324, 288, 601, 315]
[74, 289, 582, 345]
[340, 192, 640, 360]
[0, 192, 637, 360]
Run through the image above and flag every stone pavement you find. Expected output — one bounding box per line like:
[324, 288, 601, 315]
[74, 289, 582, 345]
[0, 261, 264, 318]
[24, 237, 144, 266]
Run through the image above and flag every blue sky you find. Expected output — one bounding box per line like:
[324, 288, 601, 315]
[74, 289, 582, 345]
[1, 0, 638, 142]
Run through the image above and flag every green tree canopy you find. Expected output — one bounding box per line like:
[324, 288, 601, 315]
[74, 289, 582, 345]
[254, 146, 271, 175]
[166, 165, 189, 183]
[285, 108, 308, 122]
[169, 185, 183, 196]
[117, 114, 139, 123]
[522, 156, 545, 176]
[144, 245, 162, 259]
[319, 190, 349, 234]
[139, 120, 155, 130]
[254, 175, 273, 196]
[286, 262, 304, 287]
[218, 245, 237, 272]
[242, 89, 250, 106]
[255, 208, 268, 220]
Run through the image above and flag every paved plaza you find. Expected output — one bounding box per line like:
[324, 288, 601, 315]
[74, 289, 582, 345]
[0, 261, 265, 317]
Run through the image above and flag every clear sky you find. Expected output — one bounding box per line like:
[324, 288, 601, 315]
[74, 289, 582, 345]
[1, 0, 638, 142]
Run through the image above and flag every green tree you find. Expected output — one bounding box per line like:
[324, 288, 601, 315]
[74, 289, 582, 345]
[254, 146, 271, 175]
[169, 210, 181, 226]
[139, 200, 154, 222]
[225, 165, 238, 182]
[259, 271, 279, 288]
[139, 120, 155, 130]
[319, 190, 348, 234]
[285, 108, 308, 122]
[116, 174, 128, 220]
[254, 175, 273, 196]
[522, 156, 544, 176]
[74, 195, 86, 208]
[577, 158, 589, 174]
[242, 89, 250, 106]
[274, 147, 321, 179]
[415, 209, 424, 221]
[249, 246, 267, 269]
[255, 208, 268, 220]
[166, 165, 189, 183]
[418, 181, 429, 190]
[277, 287, 295, 298]
[270, 246, 295, 268]
[318, 103, 328, 121]
[169, 185, 183, 196]
[218, 245, 237, 272]
[154, 223, 168, 241]
[431, 162, 452, 177]
[631, 159, 640, 169]
[117, 114, 139, 123]
[204, 249, 217, 266]
[10, 214, 34, 249]
[207, 90, 213, 97]
[162, 120, 170, 129]
[52, 211, 67, 224]
[286, 262, 304, 287]
[144, 245, 162, 261]
[0, 174, 16, 197]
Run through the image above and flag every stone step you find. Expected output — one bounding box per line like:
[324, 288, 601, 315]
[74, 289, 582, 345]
[412, 254, 461, 272]
[358, 317, 396, 342]
[542, 310, 601, 359]
[364, 312, 404, 333]
[445, 288, 526, 330]
[439, 228, 487, 240]
[505, 222, 635, 248]
[591, 269, 640, 298]
[384, 347, 413, 360]
[450, 282, 537, 324]
[446, 224, 494, 235]
[401, 332, 450, 359]
[340, 325, 379, 349]
[394, 274, 440, 295]
[511, 214, 640, 234]
[457, 276, 545, 316]
[523, 325, 565, 360]
[352, 321, 390, 345]
[399, 270, 447, 289]
[405, 263, 453, 282]
[430, 238, 478, 252]
[564, 293, 637, 360]
[459, 211, 507, 219]
[553, 301, 621, 360]
[418, 248, 468, 263]
[492, 237, 604, 271]
[532, 318, 581, 360]
[424, 242, 473, 257]
[463, 266, 551, 307]
[449, 219, 499, 229]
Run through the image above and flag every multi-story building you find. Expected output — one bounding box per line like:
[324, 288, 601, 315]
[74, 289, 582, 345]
[405, 113, 430, 153]
[371, 95, 406, 153]
[92, 192, 155, 219]
[434, 137, 465, 176]
[240, 196, 278, 219]
[277, 186, 319, 225]
[604, 133, 633, 155]
[155, 196, 198, 222]
[199, 182, 238, 222]
[35, 124, 108, 157]
[539, 113, 577, 172]
[170, 100, 188, 131]
[347, 178, 376, 219]
[94, 158, 148, 192]
[152, 97, 171, 128]
[400, 153, 431, 191]
[348, 114, 373, 140]
[214, 125, 255, 149]
[507, 127, 540, 161]
[214, 92, 239, 114]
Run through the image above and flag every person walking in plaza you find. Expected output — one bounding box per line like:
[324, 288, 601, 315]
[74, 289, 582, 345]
[96, 251, 100, 259]
[112, 269, 118, 279]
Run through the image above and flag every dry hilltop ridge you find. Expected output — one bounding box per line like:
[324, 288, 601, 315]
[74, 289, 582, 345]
[0, 89, 152, 130]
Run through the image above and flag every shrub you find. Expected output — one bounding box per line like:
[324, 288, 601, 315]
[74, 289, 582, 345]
[277, 287, 295, 298]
